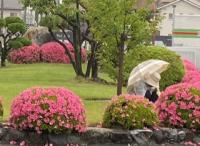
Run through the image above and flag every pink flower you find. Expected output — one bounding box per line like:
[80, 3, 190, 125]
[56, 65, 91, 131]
[10, 140, 17, 145]
[10, 87, 86, 133]
[8, 44, 40, 64]
[20, 141, 26, 146]
[156, 83, 200, 129]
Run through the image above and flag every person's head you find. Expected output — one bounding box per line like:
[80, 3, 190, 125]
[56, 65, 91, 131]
[144, 72, 161, 89]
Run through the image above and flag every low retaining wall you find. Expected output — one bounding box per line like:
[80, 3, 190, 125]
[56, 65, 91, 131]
[0, 125, 199, 146]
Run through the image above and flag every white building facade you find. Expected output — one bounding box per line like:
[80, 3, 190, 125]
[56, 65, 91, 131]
[158, 0, 200, 46]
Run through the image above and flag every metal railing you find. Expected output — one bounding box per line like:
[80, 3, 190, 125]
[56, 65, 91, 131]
[168, 46, 200, 68]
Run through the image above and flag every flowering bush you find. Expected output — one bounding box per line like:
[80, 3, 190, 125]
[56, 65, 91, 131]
[10, 87, 86, 134]
[183, 59, 197, 72]
[8, 42, 87, 64]
[40, 42, 87, 64]
[40, 42, 71, 63]
[182, 70, 200, 84]
[156, 83, 200, 129]
[182, 59, 200, 85]
[8, 44, 40, 64]
[103, 94, 159, 130]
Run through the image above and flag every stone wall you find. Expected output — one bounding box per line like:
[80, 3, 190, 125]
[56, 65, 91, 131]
[0, 126, 199, 146]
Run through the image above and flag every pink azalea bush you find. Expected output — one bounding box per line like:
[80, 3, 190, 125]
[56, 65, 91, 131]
[182, 59, 200, 84]
[10, 87, 86, 134]
[40, 42, 71, 63]
[182, 70, 200, 84]
[8, 42, 87, 64]
[156, 83, 200, 129]
[8, 44, 41, 64]
[40, 42, 87, 63]
[103, 94, 159, 129]
[183, 59, 197, 72]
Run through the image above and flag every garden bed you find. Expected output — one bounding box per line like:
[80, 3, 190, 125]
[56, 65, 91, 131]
[0, 125, 199, 146]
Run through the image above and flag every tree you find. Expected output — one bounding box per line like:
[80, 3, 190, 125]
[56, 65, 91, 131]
[21, 0, 94, 78]
[86, 0, 158, 95]
[0, 16, 31, 67]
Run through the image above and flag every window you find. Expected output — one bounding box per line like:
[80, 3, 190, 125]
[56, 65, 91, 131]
[168, 13, 173, 19]
[10, 13, 17, 16]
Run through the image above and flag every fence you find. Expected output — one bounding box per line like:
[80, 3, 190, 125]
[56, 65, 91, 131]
[168, 46, 200, 68]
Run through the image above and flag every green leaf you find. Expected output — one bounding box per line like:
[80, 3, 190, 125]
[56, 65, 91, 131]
[7, 23, 26, 34]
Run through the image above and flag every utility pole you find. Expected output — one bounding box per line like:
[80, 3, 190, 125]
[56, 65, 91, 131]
[172, 5, 176, 46]
[1, 0, 3, 18]
[23, 7, 27, 24]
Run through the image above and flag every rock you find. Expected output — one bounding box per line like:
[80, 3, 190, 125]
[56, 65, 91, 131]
[160, 128, 178, 142]
[0, 128, 8, 140]
[83, 127, 115, 144]
[48, 134, 68, 145]
[3, 128, 26, 142]
[23, 26, 54, 45]
[193, 136, 200, 144]
[109, 129, 132, 144]
[83, 127, 132, 144]
[26, 132, 47, 145]
[152, 130, 164, 144]
[177, 131, 186, 141]
[67, 134, 83, 144]
[130, 129, 153, 146]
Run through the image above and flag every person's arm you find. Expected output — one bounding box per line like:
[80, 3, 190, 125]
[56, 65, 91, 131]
[134, 81, 147, 96]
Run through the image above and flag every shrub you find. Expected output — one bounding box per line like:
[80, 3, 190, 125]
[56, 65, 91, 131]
[103, 94, 159, 130]
[40, 42, 87, 64]
[10, 87, 86, 134]
[8, 42, 87, 64]
[40, 42, 70, 63]
[156, 83, 200, 129]
[183, 59, 197, 72]
[182, 70, 200, 84]
[8, 44, 41, 64]
[125, 46, 185, 90]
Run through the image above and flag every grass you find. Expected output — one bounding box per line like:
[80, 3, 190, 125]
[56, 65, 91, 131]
[0, 63, 124, 124]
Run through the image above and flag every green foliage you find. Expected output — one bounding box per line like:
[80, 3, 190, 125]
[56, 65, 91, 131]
[40, 15, 62, 30]
[7, 23, 26, 34]
[0, 16, 31, 67]
[0, 18, 5, 28]
[103, 95, 159, 129]
[86, 0, 160, 90]
[8, 40, 23, 49]
[16, 37, 32, 46]
[5, 17, 24, 25]
[125, 46, 185, 90]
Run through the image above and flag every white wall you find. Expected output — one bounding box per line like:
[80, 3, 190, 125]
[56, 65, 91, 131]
[168, 46, 200, 68]
[2, 10, 22, 18]
[159, 0, 200, 36]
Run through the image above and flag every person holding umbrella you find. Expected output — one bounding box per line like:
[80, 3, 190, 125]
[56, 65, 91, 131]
[127, 59, 169, 102]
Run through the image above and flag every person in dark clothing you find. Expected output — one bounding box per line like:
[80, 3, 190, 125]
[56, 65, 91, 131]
[144, 87, 158, 103]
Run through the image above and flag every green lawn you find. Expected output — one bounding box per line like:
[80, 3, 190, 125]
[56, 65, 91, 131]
[0, 63, 125, 125]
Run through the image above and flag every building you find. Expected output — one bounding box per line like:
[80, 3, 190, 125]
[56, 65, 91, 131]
[0, 0, 23, 18]
[157, 0, 200, 46]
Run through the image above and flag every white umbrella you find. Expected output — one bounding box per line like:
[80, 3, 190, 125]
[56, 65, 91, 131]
[127, 59, 169, 94]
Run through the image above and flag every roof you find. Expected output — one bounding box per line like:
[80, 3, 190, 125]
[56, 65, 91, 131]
[0, 0, 23, 11]
[158, 0, 200, 10]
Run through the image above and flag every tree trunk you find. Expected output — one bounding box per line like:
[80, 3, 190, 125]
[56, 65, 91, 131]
[85, 42, 95, 78]
[73, 0, 84, 77]
[48, 28, 78, 75]
[92, 57, 98, 80]
[117, 34, 125, 95]
[1, 51, 6, 67]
